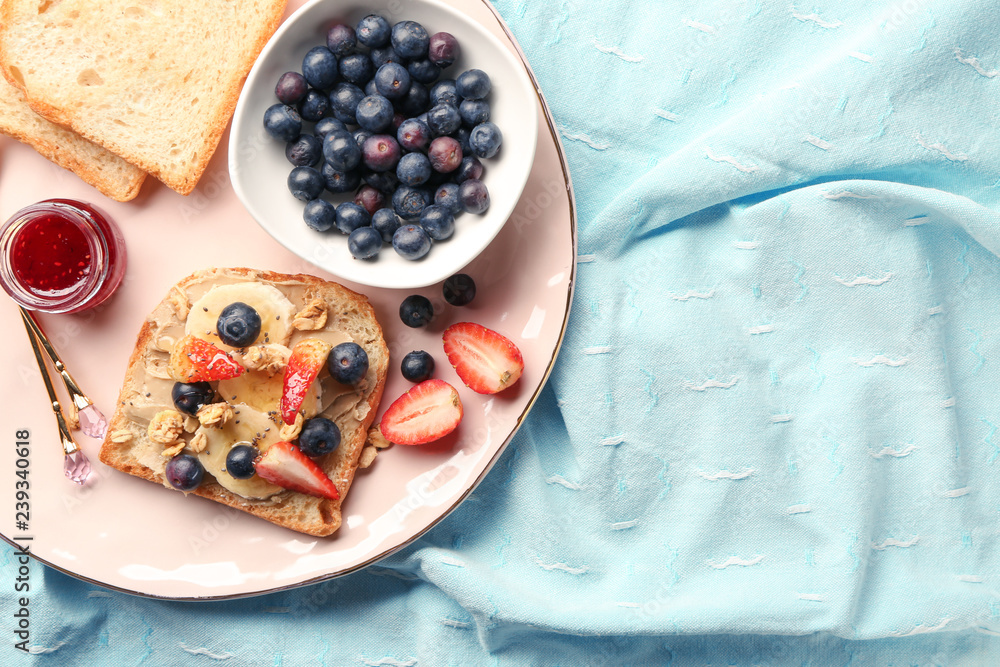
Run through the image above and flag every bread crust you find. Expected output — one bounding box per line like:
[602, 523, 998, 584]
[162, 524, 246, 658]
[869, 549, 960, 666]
[99, 267, 389, 536]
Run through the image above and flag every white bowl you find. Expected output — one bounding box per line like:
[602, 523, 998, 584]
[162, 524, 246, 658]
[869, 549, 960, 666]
[229, 0, 538, 289]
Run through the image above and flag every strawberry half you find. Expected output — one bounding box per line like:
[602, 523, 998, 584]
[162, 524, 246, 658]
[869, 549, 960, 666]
[254, 441, 340, 500]
[168, 334, 245, 383]
[442, 322, 524, 394]
[380, 379, 463, 445]
[280, 338, 333, 425]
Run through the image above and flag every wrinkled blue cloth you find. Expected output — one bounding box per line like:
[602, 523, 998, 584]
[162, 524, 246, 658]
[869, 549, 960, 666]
[5, 0, 1000, 663]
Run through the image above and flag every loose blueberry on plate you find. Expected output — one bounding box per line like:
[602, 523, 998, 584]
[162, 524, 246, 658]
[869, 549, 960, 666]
[459, 99, 490, 127]
[372, 208, 401, 243]
[428, 32, 460, 68]
[397, 152, 432, 187]
[426, 103, 461, 136]
[303, 199, 337, 232]
[323, 130, 362, 172]
[321, 162, 362, 193]
[263, 104, 301, 142]
[362, 134, 402, 172]
[407, 58, 440, 85]
[328, 342, 370, 384]
[434, 182, 461, 215]
[226, 444, 259, 480]
[443, 273, 476, 306]
[393, 224, 432, 260]
[171, 381, 214, 415]
[454, 155, 483, 183]
[298, 89, 330, 122]
[459, 178, 490, 214]
[329, 82, 365, 124]
[217, 302, 262, 347]
[399, 294, 434, 327]
[456, 69, 491, 100]
[302, 46, 339, 90]
[314, 117, 347, 138]
[336, 202, 371, 235]
[275, 71, 308, 105]
[401, 350, 435, 382]
[430, 79, 459, 107]
[166, 454, 204, 491]
[428, 136, 462, 173]
[370, 45, 404, 69]
[357, 14, 391, 48]
[356, 95, 394, 132]
[392, 185, 431, 219]
[288, 166, 325, 201]
[348, 226, 382, 260]
[391, 20, 430, 59]
[374, 62, 411, 100]
[326, 23, 356, 57]
[339, 52, 373, 85]
[365, 169, 399, 194]
[298, 417, 342, 457]
[285, 134, 322, 167]
[354, 185, 385, 215]
[419, 205, 455, 241]
[397, 118, 431, 152]
[469, 121, 502, 159]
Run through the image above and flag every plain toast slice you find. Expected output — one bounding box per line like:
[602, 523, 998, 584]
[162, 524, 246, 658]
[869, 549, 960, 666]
[0, 0, 287, 195]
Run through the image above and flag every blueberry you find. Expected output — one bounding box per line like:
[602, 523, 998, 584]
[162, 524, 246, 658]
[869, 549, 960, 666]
[393, 224, 432, 260]
[370, 45, 405, 69]
[263, 104, 301, 142]
[314, 117, 347, 138]
[328, 342, 370, 384]
[392, 186, 432, 219]
[329, 83, 365, 124]
[454, 155, 484, 183]
[362, 134, 402, 172]
[426, 103, 461, 136]
[399, 294, 434, 327]
[339, 53, 373, 85]
[298, 417, 342, 457]
[434, 182, 461, 215]
[459, 99, 490, 127]
[364, 169, 399, 193]
[335, 202, 371, 235]
[459, 178, 490, 214]
[165, 454, 205, 491]
[353, 130, 372, 150]
[428, 32, 460, 68]
[396, 118, 431, 152]
[357, 14, 391, 48]
[469, 122, 502, 159]
[455, 126, 472, 153]
[323, 130, 362, 172]
[225, 444, 258, 480]
[391, 20, 430, 59]
[356, 95, 394, 132]
[443, 273, 476, 306]
[275, 71, 308, 105]
[288, 166, 325, 201]
[364, 78, 379, 97]
[285, 134, 322, 166]
[407, 58, 440, 85]
[321, 162, 362, 193]
[171, 381, 214, 415]
[398, 81, 430, 117]
[373, 62, 411, 100]
[396, 152, 432, 187]
[295, 89, 326, 122]
[354, 184, 386, 215]
[428, 136, 462, 173]
[303, 199, 337, 232]
[217, 302, 262, 347]
[429, 79, 459, 107]
[348, 226, 382, 260]
[371, 207, 401, 242]
[326, 23, 357, 57]
[456, 69, 490, 100]
[401, 350, 435, 382]
[419, 204, 455, 241]
[302, 46, 339, 90]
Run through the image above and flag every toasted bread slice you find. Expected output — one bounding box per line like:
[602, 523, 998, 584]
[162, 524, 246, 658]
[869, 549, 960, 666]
[0, 0, 287, 195]
[0, 74, 145, 201]
[99, 268, 389, 537]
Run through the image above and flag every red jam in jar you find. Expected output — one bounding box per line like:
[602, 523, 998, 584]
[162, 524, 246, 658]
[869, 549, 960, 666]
[0, 199, 126, 313]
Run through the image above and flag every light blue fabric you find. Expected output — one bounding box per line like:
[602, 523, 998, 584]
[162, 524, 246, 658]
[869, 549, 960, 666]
[5, 0, 1000, 663]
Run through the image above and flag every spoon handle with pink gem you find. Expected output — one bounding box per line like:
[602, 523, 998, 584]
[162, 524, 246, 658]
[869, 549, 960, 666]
[19, 306, 107, 439]
[20, 310, 92, 484]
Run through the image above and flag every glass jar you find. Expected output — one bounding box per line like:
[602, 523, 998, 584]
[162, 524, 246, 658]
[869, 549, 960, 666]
[0, 199, 127, 314]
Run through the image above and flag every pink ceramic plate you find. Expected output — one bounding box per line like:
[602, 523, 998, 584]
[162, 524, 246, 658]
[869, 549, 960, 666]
[0, 0, 575, 599]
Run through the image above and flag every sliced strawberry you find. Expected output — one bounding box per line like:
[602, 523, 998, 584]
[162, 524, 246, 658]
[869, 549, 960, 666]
[168, 334, 245, 383]
[380, 379, 463, 445]
[280, 338, 333, 424]
[442, 322, 524, 394]
[255, 441, 340, 500]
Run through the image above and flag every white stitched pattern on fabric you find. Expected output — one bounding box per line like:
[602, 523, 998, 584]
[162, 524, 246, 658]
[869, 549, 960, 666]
[954, 48, 999, 78]
[848, 51, 874, 62]
[834, 273, 893, 286]
[928, 305, 945, 315]
[870, 444, 917, 458]
[941, 397, 955, 407]
[362, 659, 419, 667]
[958, 575, 985, 583]
[582, 346, 612, 355]
[771, 414, 794, 423]
[576, 254, 596, 263]
[179, 644, 235, 660]
[786, 504, 812, 515]
[616, 602, 641, 608]
[697, 468, 755, 480]
[670, 289, 716, 300]
[803, 134, 834, 150]
[871, 536, 919, 550]
[941, 486, 970, 498]
[28, 642, 67, 655]
[851, 355, 909, 367]
[439, 618, 471, 629]
[545, 475, 584, 490]
[888, 619, 951, 637]
[749, 324, 775, 334]
[904, 214, 929, 226]
[440, 556, 466, 568]
[790, 8, 843, 28]
[610, 519, 640, 530]
[705, 147, 759, 172]
[653, 108, 680, 122]
[707, 554, 765, 569]
[797, 593, 826, 602]
[681, 18, 717, 34]
[734, 241, 758, 249]
[600, 434, 625, 446]
[915, 133, 969, 161]
[685, 377, 739, 391]
[821, 190, 878, 199]
[591, 38, 644, 63]
[559, 128, 611, 150]
[532, 556, 589, 575]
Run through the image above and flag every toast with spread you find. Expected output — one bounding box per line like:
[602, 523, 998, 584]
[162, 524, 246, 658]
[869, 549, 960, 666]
[99, 268, 389, 536]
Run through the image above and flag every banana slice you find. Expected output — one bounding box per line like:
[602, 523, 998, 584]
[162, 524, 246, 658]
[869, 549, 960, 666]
[186, 283, 296, 351]
[196, 404, 284, 499]
[217, 369, 321, 418]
